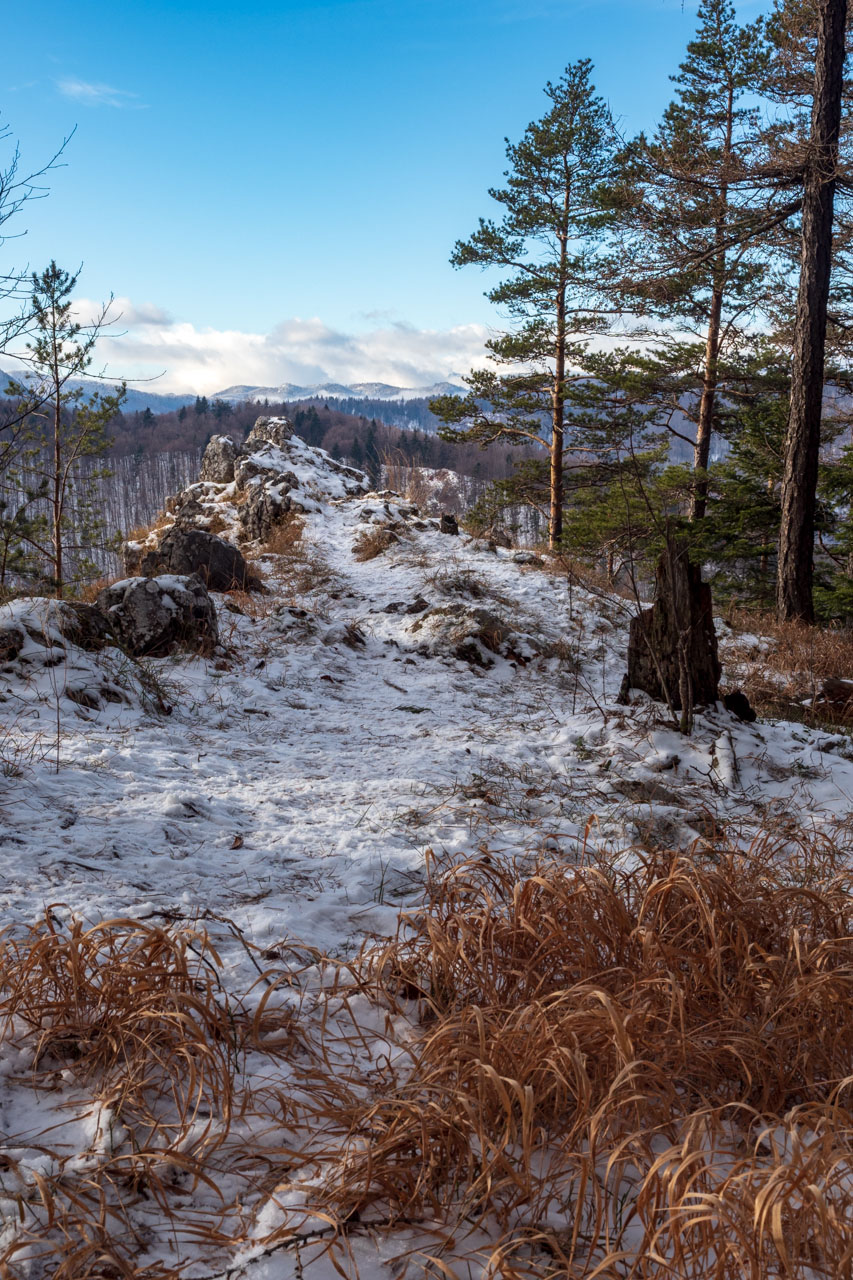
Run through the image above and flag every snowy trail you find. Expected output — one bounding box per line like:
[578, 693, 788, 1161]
[4, 429, 853, 1277]
[5, 487, 853, 987]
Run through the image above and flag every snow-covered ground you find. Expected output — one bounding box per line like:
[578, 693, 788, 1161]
[2, 428, 852, 1276]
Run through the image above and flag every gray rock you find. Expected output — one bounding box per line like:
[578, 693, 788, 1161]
[137, 525, 260, 592]
[200, 434, 238, 483]
[237, 481, 295, 543]
[245, 415, 293, 449]
[512, 551, 544, 567]
[97, 575, 219, 658]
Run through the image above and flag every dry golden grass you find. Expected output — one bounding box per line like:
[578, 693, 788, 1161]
[723, 608, 853, 722]
[3, 837, 853, 1277]
[312, 839, 853, 1277]
[259, 511, 305, 558]
[0, 913, 236, 1149]
[352, 526, 399, 561]
[74, 576, 122, 604]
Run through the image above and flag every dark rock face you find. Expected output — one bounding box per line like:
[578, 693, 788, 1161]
[439, 513, 459, 535]
[626, 541, 720, 713]
[200, 435, 238, 484]
[136, 525, 259, 592]
[245, 415, 293, 449]
[97, 575, 218, 658]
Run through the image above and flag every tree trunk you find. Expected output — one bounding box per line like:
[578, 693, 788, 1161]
[549, 414, 563, 549]
[691, 82, 732, 523]
[777, 0, 848, 623]
[626, 536, 720, 733]
[550, 259, 568, 550]
[691, 285, 724, 520]
[53, 366, 63, 599]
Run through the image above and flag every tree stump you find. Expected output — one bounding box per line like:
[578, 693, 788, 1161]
[626, 538, 720, 730]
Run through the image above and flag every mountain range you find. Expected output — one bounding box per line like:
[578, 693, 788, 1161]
[213, 380, 466, 404]
[0, 370, 466, 416]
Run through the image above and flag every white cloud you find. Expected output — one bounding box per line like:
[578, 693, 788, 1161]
[74, 300, 497, 395]
[57, 79, 142, 109]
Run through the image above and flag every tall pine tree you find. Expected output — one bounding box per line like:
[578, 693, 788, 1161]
[608, 0, 775, 519]
[430, 61, 617, 548]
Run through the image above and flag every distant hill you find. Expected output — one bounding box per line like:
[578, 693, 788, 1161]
[0, 369, 195, 415]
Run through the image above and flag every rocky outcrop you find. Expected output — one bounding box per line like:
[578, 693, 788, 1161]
[200, 435, 238, 483]
[133, 525, 260, 592]
[124, 415, 371, 583]
[97, 575, 218, 658]
[245, 415, 293, 449]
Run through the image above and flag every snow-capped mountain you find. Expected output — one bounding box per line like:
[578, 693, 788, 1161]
[213, 379, 466, 403]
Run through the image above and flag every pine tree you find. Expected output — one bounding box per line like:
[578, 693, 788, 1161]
[609, 0, 774, 519]
[7, 263, 124, 597]
[769, 0, 850, 621]
[430, 60, 617, 548]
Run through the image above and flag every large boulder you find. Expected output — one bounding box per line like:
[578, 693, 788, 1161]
[97, 575, 218, 658]
[200, 435, 238, 483]
[245, 415, 293, 449]
[136, 524, 260, 591]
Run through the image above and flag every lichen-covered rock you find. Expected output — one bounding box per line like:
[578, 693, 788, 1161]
[97, 575, 218, 658]
[234, 451, 299, 492]
[136, 525, 260, 592]
[200, 434, 238, 483]
[245, 415, 293, 449]
[237, 481, 295, 543]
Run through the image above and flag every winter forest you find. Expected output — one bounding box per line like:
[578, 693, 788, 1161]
[3, 1, 853, 1277]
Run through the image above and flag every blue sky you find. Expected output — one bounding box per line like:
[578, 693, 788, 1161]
[2, 0, 763, 392]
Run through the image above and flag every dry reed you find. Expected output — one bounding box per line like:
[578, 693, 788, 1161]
[2, 836, 853, 1277]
